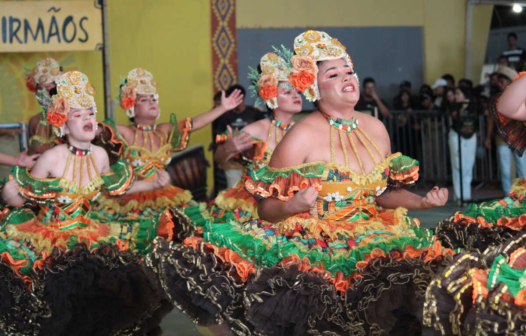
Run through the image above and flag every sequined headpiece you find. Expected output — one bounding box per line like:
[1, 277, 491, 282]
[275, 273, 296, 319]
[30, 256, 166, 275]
[45, 71, 97, 137]
[293, 30, 356, 102]
[118, 68, 159, 119]
[25, 57, 62, 93]
[248, 47, 300, 109]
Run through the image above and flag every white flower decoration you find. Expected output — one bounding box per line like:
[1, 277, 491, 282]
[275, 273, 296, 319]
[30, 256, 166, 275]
[57, 195, 72, 203]
[323, 191, 345, 202]
[375, 186, 387, 196]
[92, 192, 101, 201]
[131, 159, 143, 167]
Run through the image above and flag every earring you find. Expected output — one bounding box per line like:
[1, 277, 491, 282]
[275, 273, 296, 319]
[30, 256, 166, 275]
[126, 106, 135, 118]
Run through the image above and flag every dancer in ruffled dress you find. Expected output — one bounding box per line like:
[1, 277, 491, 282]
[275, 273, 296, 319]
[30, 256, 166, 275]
[150, 32, 453, 336]
[184, 50, 303, 231]
[94, 68, 243, 242]
[0, 71, 172, 336]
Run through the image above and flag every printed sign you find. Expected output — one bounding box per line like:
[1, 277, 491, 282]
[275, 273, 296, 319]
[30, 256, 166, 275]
[0, 1, 102, 52]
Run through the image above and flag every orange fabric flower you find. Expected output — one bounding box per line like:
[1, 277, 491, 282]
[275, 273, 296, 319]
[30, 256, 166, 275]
[289, 71, 316, 92]
[291, 55, 318, 75]
[122, 85, 137, 100]
[259, 85, 278, 101]
[26, 74, 36, 92]
[46, 112, 68, 128]
[51, 97, 69, 115]
[121, 96, 135, 110]
[257, 74, 278, 89]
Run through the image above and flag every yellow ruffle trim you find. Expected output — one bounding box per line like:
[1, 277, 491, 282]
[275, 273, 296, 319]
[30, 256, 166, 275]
[214, 184, 258, 218]
[6, 221, 109, 253]
[272, 207, 416, 241]
[96, 189, 193, 215]
[510, 178, 526, 196]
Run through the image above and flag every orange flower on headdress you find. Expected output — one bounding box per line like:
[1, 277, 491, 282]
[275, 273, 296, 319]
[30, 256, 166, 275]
[122, 86, 137, 100]
[46, 98, 69, 127]
[51, 97, 70, 115]
[46, 113, 68, 128]
[259, 85, 278, 101]
[120, 85, 136, 109]
[121, 97, 135, 110]
[257, 75, 278, 89]
[291, 55, 318, 75]
[289, 71, 316, 92]
[26, 74, 36, 92]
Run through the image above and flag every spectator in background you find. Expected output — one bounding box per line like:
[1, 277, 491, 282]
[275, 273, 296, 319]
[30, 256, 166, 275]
[498, 55, 509, 66]
[448, 86, 479, 204]
[419, 84, 434, 108]
[393, 80, 417, 109]
[440, 87, 456, 114]
[442, 74, 456, 88]
[393, 90, 414, 111]
[459, 79, 474, 91]
[400, 80, 412, 94]
[501, 32, 526, 72]
[393, 90, 420, 159]
[419, 94, 436, 111]
[213, 91, 222, 108]
[212, 84, 267, 188]
[355, 77, 390, 119]
[485, 66, 526, 194]
[484, 72, 499, 97]
[420, 84, 434, 99]
[432, 78, 448, 110]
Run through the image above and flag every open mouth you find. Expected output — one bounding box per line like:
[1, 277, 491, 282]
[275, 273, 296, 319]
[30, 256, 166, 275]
[342, 84, 355, 92]
[293, 101, 301, 105]
[83, 122, 93, 132]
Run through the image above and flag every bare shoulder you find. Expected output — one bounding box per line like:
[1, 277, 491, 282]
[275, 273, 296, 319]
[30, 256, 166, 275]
[268, 113, 319, 168]
[357, 113, 391, 155]
[116, 124, 134, 142]
[359, 113, 387, 132]
[242, 119, 270, 140]
[92, 144, 108, 156]
[40, 144, 68, 161]
[284, 112, 320, 139]
[91, 145, 110, 170]
[31, 145, 67, 176]
[157, 122, 174, 134]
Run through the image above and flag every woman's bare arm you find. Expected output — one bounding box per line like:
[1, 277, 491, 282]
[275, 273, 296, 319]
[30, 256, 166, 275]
[498, 75, 526, 121]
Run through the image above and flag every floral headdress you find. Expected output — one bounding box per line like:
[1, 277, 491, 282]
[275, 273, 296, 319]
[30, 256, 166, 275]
[117, 68, 159, 119]
[45, 71, 97, 137]
[293, 30, 356, 102]
[25, 57, 62, 94]
[248, 46, 309, 109]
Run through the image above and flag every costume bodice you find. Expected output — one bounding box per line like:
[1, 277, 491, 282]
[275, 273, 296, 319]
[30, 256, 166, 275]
[12, 156, 133, 230]
[119, 114, 192, 181]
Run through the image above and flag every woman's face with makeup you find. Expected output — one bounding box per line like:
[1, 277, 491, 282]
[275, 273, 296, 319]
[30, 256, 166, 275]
[134, 94, 159, 119]
[64, 108, 96, 141]
[275, 82, 302, 113]
[317, 58, 360, 106]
